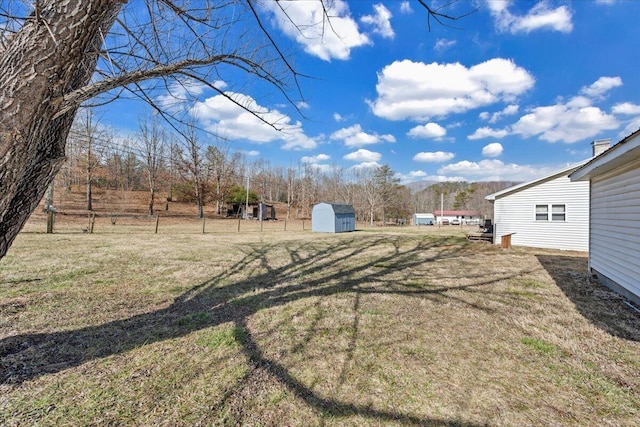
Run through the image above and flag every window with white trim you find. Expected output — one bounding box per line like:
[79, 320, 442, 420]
[551, 204, 566, 221]
[535, 204, 566, 221]
[535, 204, 548, 221]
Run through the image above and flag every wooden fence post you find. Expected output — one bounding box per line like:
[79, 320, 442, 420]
[89, 213, 96, 234]
[202, 215, 206, 234]
[46, 210, 54, 234]
[155, 215, 159, 234]
[237, 216, 241, 232]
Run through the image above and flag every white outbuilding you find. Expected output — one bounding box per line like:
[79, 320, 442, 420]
[484, 142, 613, 251]
[570, 129, 640, 305]
[413, 213, 435, 225]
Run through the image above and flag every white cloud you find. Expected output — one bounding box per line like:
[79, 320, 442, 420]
[580, 76, 623, 98]
[296, 101, 310, 110]
[406, 170, 427, 179]
[349, 161, 382, 171]
[621, 118, 640, 138]
[190, 92, 317, 150]
[396, 171, 465, 184]
[511, 99, 619, 143]
[261, 0, 370, 61]
[613, 102, 640, 115]
[480, 104, 520, 123]
[434, 38, 456, 52]
[243, 150, 260, 157]
[301, 154, 330, 163]
[438, 159, 557, 182]
[330, 124, 395, 147]
[333, 113, 347, 122]
[489, 1, 573, 34]
[369, 58, 534, 121]
[156, 80, 210, 111]
[343, 149, 382, 162]
[361, 4, 394, 39]
[281, 133, 321, 151]
[413, 151, 455, 163]
[407, 122, 447, 139]
[468, 126, 508, 140]
[482, 142, 504, 157]
[399, 1, 413, 14]
[307, 163, 333, 173]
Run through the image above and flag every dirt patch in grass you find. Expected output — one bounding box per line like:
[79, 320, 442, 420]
[1, 227, 639, 426]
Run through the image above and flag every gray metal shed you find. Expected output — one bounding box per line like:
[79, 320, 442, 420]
[413, 213, 434, 225]
[312, 203, 356, 233]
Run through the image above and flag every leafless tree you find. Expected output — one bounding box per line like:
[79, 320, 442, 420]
[356, 168, 382, 226]
[67, 109, 109, 211]
[165, 139, 181, 206]
[137, 117, 165, 216]
[0, 0, 472, 259]
[205, 141, 241, 215]
[286, 166, 295, 220]
[180, 124, 205, 218]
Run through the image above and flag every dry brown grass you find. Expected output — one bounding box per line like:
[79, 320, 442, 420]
[1, 224, 639, 426]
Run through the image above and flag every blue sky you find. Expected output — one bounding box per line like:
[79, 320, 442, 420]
[99, 0, 640, 184]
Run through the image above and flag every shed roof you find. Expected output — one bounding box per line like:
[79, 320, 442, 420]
[316, 203, 355, 214]
[570, 128, 640, 181]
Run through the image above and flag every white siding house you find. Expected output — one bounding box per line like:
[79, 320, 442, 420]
[485, 163, 590, 251]
[570, 129, 640, 305]
[433, 210, 481, 225]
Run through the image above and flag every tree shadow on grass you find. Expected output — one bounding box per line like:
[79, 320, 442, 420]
[536, 254, 640, 341]
[2, 234, 532, 425]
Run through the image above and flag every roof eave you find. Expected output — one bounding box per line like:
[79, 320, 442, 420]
[570, 129, 640, 181]
[486, 161, 588, 200]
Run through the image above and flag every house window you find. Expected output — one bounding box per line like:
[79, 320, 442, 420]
[552, 204, 566, 221]
[535, 205, 548, 221]
[535, 204, 566, 221]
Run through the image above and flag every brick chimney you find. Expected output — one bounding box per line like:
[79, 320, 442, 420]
[592, 138, 611, 157]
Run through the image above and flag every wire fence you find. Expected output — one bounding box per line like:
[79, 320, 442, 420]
[22, 212, 314, 235]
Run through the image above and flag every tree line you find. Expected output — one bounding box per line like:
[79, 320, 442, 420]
[57, 110, 516, 224]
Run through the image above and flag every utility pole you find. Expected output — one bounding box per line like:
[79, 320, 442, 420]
[245, 174, 249, 220]
[439, 192, 443, 228]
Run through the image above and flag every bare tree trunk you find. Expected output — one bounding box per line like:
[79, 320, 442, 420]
[195, 180, 204, 218]
[45, 181, 55, 234]
[0, 1, 122, 258]
[86, 173, 93, 211]
[148, 186, 155, 217]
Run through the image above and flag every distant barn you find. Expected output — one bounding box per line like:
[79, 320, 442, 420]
[312, 203, 356, 233]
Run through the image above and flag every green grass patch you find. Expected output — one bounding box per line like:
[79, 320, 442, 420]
[177, 311, 213, 328]
[518, 279, 547, 289]
[197, 325, 247, 349]
[521, 336, 563, 356]
[506, 288, 538, 299]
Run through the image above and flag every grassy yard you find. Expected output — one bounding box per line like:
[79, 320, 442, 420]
[1, 225, 639, 426]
